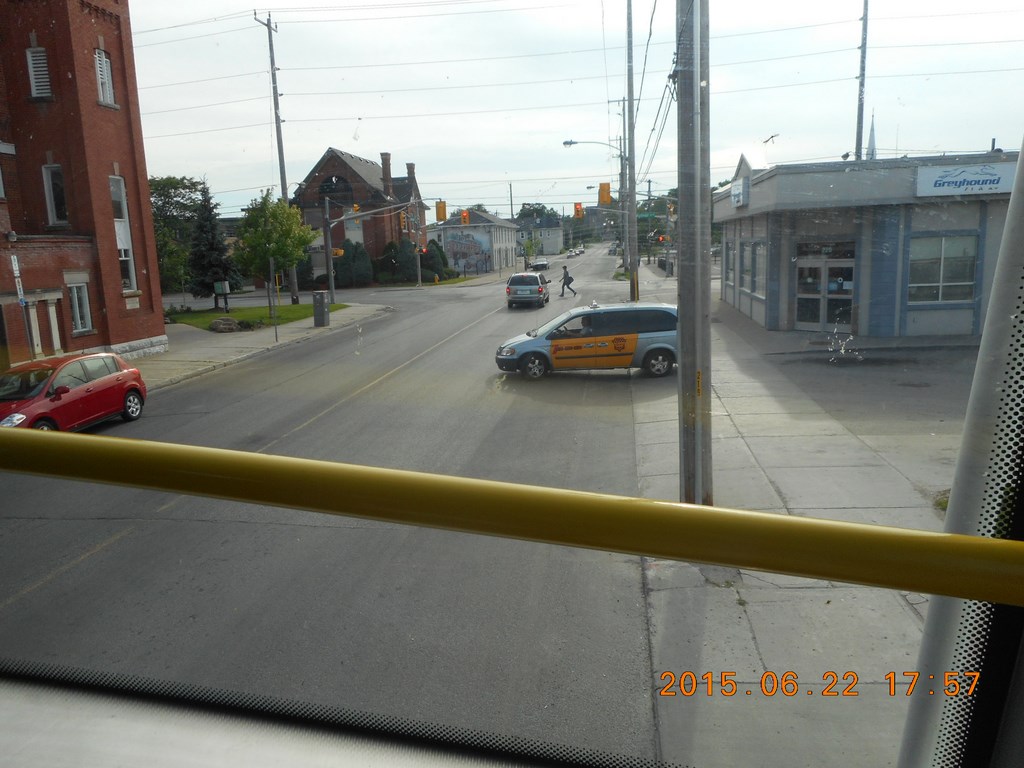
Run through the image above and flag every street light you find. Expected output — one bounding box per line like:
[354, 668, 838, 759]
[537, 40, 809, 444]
[563, 138, 637, 296]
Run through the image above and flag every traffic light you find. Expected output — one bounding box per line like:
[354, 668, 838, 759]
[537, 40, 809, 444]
[574, 202, 584, 219]
[460, 209, 470, 225]
[400, 211, 408, 229]
[658, 236, 665, 243]
[598, 182, 612, 205]
[352, 202, 360, 213]
[436, 201, 447, 222]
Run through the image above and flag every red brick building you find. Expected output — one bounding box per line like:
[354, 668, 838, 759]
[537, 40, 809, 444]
[0, 0, 165, 371]
[294, 148, 427, 275]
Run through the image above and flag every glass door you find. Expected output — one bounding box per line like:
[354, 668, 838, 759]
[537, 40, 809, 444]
[795, 265, 823, 329]
[795, 242, 855, 332]
[825, 265, 854, 330]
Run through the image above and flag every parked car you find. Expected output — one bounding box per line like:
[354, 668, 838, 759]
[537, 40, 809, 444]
[505, 272, 551, 309]
[495, 302, 678, 379]
[531, 258, 550, 271]
[0, 352, 147, 431]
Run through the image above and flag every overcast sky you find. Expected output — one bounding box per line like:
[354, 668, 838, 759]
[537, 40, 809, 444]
[129, 1, 1024, 220]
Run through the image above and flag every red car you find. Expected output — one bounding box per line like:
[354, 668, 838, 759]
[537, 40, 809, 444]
[0, 352, 147, 431]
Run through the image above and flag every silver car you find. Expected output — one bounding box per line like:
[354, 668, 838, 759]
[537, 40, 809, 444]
[505, 272, 551, 309]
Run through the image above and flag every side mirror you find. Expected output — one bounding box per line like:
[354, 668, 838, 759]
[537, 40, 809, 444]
[51, 385, 71, 399]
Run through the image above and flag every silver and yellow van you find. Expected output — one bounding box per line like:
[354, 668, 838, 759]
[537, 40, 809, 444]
[495, 302, 677, 379]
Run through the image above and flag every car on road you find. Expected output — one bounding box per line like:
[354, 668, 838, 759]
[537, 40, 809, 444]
[505, 272, 551, 309]
[530, 258, 550, 271]
[495, 301, 678, 379]
[0, 352, 147, 431]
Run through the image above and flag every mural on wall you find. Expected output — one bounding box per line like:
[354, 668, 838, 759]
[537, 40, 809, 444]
[447, 231, 493, 274]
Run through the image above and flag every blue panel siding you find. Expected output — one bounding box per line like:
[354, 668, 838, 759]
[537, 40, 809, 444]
[867, 206, 902, 337]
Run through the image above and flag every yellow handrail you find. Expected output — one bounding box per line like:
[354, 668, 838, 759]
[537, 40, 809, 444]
[2, 429, 1022, 606]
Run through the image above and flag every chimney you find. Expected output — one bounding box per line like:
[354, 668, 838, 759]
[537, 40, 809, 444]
[406, 162, 416, 186]
[381, 152, 393, 197]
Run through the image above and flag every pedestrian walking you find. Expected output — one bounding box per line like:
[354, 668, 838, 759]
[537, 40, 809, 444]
[560, 265, 577, 297]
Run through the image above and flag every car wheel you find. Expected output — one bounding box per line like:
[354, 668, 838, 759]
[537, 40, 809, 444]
[33, 419, 58, 431]
[507, 302, 514, 309]
[642, 349, 675, 377]
[520, 353, 549, 380]
[122, 390, 144, 421]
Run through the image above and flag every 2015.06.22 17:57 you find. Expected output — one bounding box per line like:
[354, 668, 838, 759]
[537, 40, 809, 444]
[657, 671, 981, 697]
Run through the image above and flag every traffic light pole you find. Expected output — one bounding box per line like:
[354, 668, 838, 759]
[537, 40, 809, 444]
[322, 197, 337, 304]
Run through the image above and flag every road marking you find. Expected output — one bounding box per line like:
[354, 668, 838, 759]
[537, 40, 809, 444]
[0, 527, 134, 611]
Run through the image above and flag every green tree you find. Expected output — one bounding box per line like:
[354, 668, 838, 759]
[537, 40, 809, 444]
[150, 176, 204, 294]
[515, 203, 558, 221]
[187, 183, 240, 310]
[396, 239, 419, 282]
[333, 240, 372, 287]
[231, 190, 318, 282]
[422, 240, 448, 277]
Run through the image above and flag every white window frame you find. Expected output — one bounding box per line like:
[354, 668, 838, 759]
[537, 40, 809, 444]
[43, 164, 68, 225]
[110, 176, 137, 291]
[26, 47, 52, 98]
[94, 49, 115, 105]
[908, 235, 977, 304]
[68, 283, 93, 332]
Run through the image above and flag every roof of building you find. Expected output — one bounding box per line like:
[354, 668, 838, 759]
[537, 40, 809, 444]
[439, 209, 518, 228]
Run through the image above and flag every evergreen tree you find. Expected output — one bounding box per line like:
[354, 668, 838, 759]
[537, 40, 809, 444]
[423, 240, 447, 277]
[187, 183, 239, 310]
[396, 239, 418, 282]
[349, 241, 373, 286]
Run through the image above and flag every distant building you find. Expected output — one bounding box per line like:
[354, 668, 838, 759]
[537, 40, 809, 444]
[435, 209, 519, 274]
[0, 0, 166, 370]
[292, 149, 427, 277]
[517, 214, 563, 257]
[713, 150, 1019, 337]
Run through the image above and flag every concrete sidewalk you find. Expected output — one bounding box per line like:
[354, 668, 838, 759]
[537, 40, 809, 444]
[632, 262, 969, 766]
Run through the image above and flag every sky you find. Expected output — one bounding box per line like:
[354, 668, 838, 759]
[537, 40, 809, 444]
[128, 1, 1024, 220]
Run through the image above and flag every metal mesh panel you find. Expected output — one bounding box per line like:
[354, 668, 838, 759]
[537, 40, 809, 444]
[932, 255, 1024, 767]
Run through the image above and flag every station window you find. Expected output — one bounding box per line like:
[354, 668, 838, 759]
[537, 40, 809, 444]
[908, 235, 977, 303]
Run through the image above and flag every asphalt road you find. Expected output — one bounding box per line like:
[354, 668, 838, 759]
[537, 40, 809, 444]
[0, 244, 666, 761]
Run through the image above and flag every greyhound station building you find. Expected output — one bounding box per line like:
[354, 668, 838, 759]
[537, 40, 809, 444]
[712, 150, 1019, 337]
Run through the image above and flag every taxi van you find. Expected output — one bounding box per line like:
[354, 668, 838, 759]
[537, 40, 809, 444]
[495, 301, 677, 379]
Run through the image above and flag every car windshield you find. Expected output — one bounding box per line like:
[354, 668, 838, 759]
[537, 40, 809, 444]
[3, 1, 1023, 767]
[0, 369, 53, 401]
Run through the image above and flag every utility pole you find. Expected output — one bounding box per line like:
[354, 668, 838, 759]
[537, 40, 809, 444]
[855, 0, 869, 160]
[626, 0, 639, 301]
[676, 0, 713, 506]
[255, 12, 299, 305]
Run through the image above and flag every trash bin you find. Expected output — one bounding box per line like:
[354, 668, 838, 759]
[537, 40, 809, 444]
[312, 291, 329, 327]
